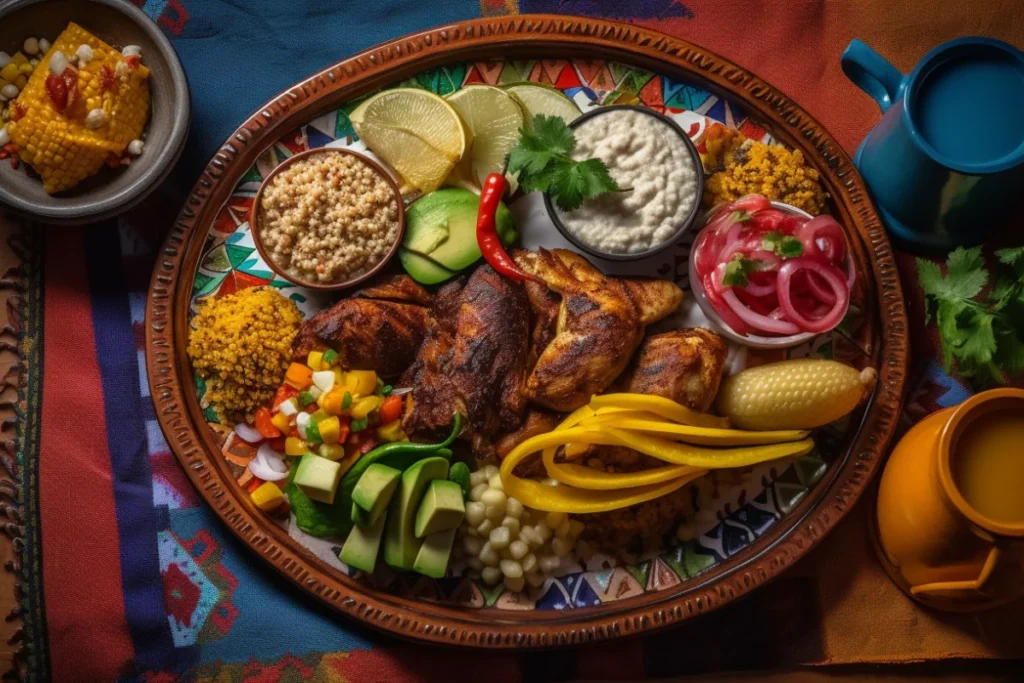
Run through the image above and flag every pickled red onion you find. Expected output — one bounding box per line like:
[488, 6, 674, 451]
[730, 194, 772, 213]
[722, 288, 802, 336]
[777, 258, 850, 334]
[795, 216, 846, 264]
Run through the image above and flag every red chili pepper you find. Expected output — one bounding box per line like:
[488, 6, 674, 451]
[100, 64, 117, 92]
[125, 55, 140, 69]
[45, 74, 68, 112]
[9, 157, 18, 170]
[476, 172, 535, 283]
[10, 102, 25, 122]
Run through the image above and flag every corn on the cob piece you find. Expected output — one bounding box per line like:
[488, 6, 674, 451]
[8, 22, 150, 194]
[715, 358, 877, 430]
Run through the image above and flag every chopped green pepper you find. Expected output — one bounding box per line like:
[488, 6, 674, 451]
[381, 384, 393, 397]
[305, 420, 323, 444]
[341, 391, 353, 409]
[321, 348, 339, 366]
[298, 391, 316, 407]
[350, 417, 368, 432]
[448, 461, 471, 496]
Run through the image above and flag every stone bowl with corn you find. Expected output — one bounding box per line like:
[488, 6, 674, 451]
[0, 0, 189, 224]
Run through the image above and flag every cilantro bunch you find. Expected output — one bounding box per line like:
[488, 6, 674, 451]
[507, 114, 620, 212]
[918, 246, 1024, 386]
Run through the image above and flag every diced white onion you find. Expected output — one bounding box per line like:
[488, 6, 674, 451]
[308, 385, 323, 399]
[311, 370, 335, 392]
[126, 139, 144, 156]
[295, 412, 311, 439]
[233, 423, 263, 443]
[257, 443, 288, 473]
[122, 45, 142, 58]
[278, 399, 297, 416]
[75, 44, 93, 65]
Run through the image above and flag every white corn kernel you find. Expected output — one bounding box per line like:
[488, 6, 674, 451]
[476, 519, 494, 536]
[23, 38, 39, 56]
[506, 497, 523, 519]
[519, 525, 541, 547]
[481, 567, 502, 585]
[122, 45, 143, 59]
[463, 535, 484, 556]
[483, 465, 498, 478]
[546, 512, 568, 529]
[115, 60, 129, 78]
[48, 51, 68, 76]
[126, 139, 144, 156]
[478, 542, 499, 567]
[480, 488, 507, 508]
[503, 575, 525, 592]
[539, 555, 561, 573]
[485, 504, 504, 521]
[521, 552, 537, 573]
[555, 519, 571, 540]
[488, 525, 511, 550]
[525, 571, 545, 588]
[487, 474, 503, 491]
[0, 85, 18, 100]
[465, 501, 485, 526]
[551, 537, 571, 557]
[465, 527, 478, 537]
[509, 540, 528, 560]
[467, 557, 484, 571]
[469, 470, 487, 487]
[535, 522, 553, 542]
[38, 38, 51, 54]
[501, 516, 520, 537]
[500, 559, 523, 579]
[469, 483, 487, 502]
[0, 53, 10, 69]
[0, 127, 9, 147]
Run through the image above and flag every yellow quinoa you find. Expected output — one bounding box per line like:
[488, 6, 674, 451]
[701, 126, 826, 215]
[187, 287, 302, 424]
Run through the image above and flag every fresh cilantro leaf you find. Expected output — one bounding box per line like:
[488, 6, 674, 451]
[935, 298, 968, 372]
[531, 114, 575, 156]
[944, 246, 988, 298]
[547, 158, 619, 212]
[762, 232, 784, 251]
[721, 256, 757, 287]
[994, 328, 1024, 376]
[762, 231, 803, 259]
[730, 210, 752, 223]
[508, 129, 559, 176]
[996, 246, 1024, 269]
[958, 308, 998, 369]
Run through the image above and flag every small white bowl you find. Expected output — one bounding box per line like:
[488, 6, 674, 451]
[688, 201, 820, 350]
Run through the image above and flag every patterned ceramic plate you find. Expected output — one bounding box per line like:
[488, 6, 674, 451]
[148, 17, 907, 646]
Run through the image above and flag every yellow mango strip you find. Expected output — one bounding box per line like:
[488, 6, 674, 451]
[599, 428, 815, 468]
[589, 393, 730, 429]
[581, 410, 669, 426]
[592, 406, 669, 421]
[585, 418, 809, 446]
[542, 445, 704, 489]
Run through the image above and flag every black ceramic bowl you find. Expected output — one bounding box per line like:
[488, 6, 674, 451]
[0, 0, 190, 224]
[542, 105, 704, 261]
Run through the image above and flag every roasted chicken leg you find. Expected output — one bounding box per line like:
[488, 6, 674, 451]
[622, 328, 729, 412]
[513, 248, 684, 411]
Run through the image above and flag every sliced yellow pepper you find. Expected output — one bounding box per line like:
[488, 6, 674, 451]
[580, 417, 809, 446]
[342, 370, 377, 397]
[599, 428, 815, 468]
[306, 350, 324, 371]
[251, 482, 284, 511]
[318, 388, 346, 416]
[319, 416, 342, 444]
[584, 409, 670, 424]
[589, 393, 730, 429]
[284, 437, 307, 456]
[350, 395, 380, 420]
[542, 447, 703, 489]
[376, 420, 406, 442]
[319, 443, 346, 461]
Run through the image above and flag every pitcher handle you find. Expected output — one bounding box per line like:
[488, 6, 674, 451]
[841, 39, 905, 112]
[909, 546, 1001, 598]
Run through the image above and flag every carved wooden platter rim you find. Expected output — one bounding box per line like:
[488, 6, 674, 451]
[146, 15, 909, 647]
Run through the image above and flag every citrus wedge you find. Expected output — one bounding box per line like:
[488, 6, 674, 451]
[349, 88, 468, 193]
[444, 85, 525, 188]
[503, 83, 581, 125]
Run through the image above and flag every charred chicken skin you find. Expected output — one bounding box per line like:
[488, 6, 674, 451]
[512, 248, 684, 412]
[402, 265, 531, 455]
[622, 328, 729, 412]
[290, 275, 431, 378]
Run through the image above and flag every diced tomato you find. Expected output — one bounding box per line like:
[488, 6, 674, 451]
[245, 477, 263, 493]
[272, 384, 299, 409]
[45, 73, 68, 111]
[379, 395, 403, 425]
[254, 407, 282, 439]
[125, 55, 140, 69]
[60, 66, 79, 110]
[336, 416, 351, 446]
[268, 436, 287, 452]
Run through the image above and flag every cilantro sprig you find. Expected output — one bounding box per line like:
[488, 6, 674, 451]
[507, 114, 621, 212]
[762, 231, 804, 259]
[918, 246, 1024, 386]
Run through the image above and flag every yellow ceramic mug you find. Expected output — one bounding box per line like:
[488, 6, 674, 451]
[875, 388, 1024, 611]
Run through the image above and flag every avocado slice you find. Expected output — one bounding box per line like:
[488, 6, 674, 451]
[293, 452, 343, 504]
[352, 501, 369, 527]
[398, 248, 457, 285]
[352, 463, 402, 526]
[412, 527, 457, 579]
[402, 188, 517, 273]
[339, 510, 387, 573]
[383, 456, 450, 570]
[414, 479, 465, 538]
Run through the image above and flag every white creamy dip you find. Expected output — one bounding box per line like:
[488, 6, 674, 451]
[555, 108, 699, 254]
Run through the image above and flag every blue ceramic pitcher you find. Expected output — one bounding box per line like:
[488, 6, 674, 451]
[842, 37, 1024, 252]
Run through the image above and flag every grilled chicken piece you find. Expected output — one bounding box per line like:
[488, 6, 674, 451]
[622, 328, 729, 412]
[291, 275, 431, 378]
[513, 248, 683, 412]
[402, 266, 531, 455]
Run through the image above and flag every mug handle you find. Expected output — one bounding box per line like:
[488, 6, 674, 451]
[841, 39, 905, 112]
[909, 546, 1001, 598]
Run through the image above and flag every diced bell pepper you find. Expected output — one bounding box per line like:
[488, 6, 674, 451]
[341, 370, 377, 397]
[297, 391, 315, 407]
[376, 420, 406, 443]
[285, 363, 313, 390]
[270, 411, 291, 433]
[318, 388, 345, 415]
[285, 437, 307, 456]
[351, 395, 380, 420]
[251, 482, 284, 511]
[254, 407, 282, 439]
[0, 63, 18, 83]
[319, 443, 346, 461]
[306, 350, 324, 371]
[378, 395, 403, 424]
[311, 370, 336, 393]
[321, 349, 339, 367]
[10, 52, 27, 67]
[318, 416, 342, 444]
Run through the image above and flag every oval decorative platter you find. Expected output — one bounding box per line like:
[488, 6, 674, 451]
[147, 15, 908, 646]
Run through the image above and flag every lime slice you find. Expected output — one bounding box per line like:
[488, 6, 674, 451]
[350, 88, 468, 193]
[444, 85, 525, 189]
[503, 83, 581, 125]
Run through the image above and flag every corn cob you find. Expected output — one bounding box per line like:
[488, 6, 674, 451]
[715, 358, 877, 430]
[8, 22, 150, 194]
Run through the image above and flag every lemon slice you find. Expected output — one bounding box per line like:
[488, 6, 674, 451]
[445, 85, 525, 189]
[349, 88, 468, 193]
[503, 83, 581, 125]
